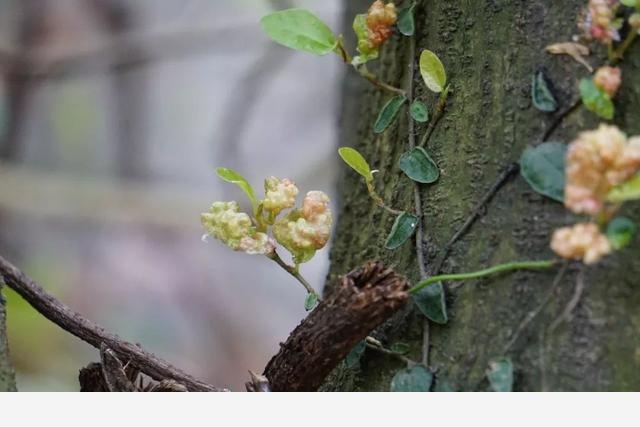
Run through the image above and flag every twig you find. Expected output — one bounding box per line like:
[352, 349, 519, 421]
[429, 163, 520, 276]
[419, 86, 450, 147]
[263, 261, 408, 391]
[0, 255, 226, 392]
[502, 262, 568, 354]
[540, 99, 582, 143]
[268, 251, 320, 299]
[365, 336, 416, 367]
[548, 266, 586, 334]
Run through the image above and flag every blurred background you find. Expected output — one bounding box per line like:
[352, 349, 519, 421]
[0, 0, 342, 391]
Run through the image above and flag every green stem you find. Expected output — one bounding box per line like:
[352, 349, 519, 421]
[612, 31, 638, 64]
[268, 251, 320, 299]
[419, 85, 451, 147]
[409, 259, 558, 294]
[367, 181, 404, 215]
[357, 65, 407, 97]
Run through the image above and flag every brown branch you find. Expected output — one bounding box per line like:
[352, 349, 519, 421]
[262, 261, 409, 391]
[0, 254, 226, 392]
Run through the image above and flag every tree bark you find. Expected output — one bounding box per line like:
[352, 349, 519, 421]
[0, 283, 16, 391]
[323, 0, 640, 391]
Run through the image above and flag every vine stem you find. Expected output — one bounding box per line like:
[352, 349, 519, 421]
[365, 337, 416, 367]
[419, 85, 450, 147]
[267, 251, 320, 299]
[409, 259, 558, 294]
[367, 181, 404, 215]
[612, 30, 637, 64]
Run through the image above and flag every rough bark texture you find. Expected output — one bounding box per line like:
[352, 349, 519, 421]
[264, 261, 408, 391]
[0, 283, 17, 391]
[323, 0, 640, 391]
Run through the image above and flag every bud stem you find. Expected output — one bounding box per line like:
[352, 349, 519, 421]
[268, 251, 321, 299]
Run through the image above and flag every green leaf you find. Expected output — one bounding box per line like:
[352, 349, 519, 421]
[608, 174, 640, 203]
[304, 293, 319, 311]
[607, 217, 637, 250]
[580, 78, 614, 120]
[399, 147, 440, 184]
[621, 0, 637, 7]
[531, 70, 558, 113]
[419, 49, 447, 93]
[385, 212, 419, 250]
[345, 340, 366, 369]
[260, 9, 338, 56]
[374, 95, 407, 134]
[519, 142, 567, 203]
[412, 282, 448, 324]
[487, 358, 513, 392]
[434, 377, 456, 392]
[410, 100, 429, 123]
[390, 365, 433, 392]
[215, 167, 259, 212]
[397, 2, 416, 36]
[390, 342, 411, 355]
[338, 147, 374, 182]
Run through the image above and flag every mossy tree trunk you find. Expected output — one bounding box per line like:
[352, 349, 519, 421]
[324, 0, 640, 391]
[0, 284, 16, 391]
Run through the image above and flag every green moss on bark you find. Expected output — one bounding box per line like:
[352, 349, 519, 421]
[325, 0, 640, 391]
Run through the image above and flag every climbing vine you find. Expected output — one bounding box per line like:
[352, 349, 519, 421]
[200, 0, 640, 391]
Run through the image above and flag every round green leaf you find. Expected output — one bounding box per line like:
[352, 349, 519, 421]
[338, 147, 374, 182]
[345, 340, 366, 369]
[260, 9, 338, 56]
[304, 293, 319, 311]
[374, 95, 407, 134]
[580, 78, 614, 120]
[215, 167, 259, 212]
[412, 281, 448, 324]
[390, 365, 433, 392]
[410, 100, 429, 123]
[607, 217, 637, 250]
[532, 70, 558, 113]
[608, 174, 640, 203]
[419, 49, 447, 93]
[487, 358, 513, 392]
[399, 147, 439, 184]
[397, 2, 416, 36]
[385, 212, 419, 250]
[519, 142, 567, 203]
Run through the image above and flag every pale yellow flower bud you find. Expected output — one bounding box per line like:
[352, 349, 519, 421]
[593, 66, 621, 98]
[565, 125, 640, 215]
[273, 191, 333, 264]
[550, 223, 611, 264]
[263, 176, 299, 216]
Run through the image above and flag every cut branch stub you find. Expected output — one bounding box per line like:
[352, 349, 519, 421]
[262, 261, 409, 392]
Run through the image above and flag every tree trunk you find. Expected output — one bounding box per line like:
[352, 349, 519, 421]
[0, 283, 16, 391]
[323, 0, 640, 391]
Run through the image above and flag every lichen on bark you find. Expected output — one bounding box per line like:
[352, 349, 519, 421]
[323, 0, 640, 391]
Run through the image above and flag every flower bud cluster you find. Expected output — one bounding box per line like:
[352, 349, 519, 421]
[580, 0, 621, 44]
[366, 1, 397, 49]
[593, 66, 622, 97]
[551, 223, 612, 264]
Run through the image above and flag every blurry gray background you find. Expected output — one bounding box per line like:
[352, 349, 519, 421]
[0, 0, 341, 390]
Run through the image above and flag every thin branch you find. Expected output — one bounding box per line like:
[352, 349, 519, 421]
[540, 99, 582, 143]
[365, 336, 416, 366]
[429, 162, 520, 276]
[263, 261, 408, 391]
[0, 254, 226, 392]
[268, 251, 320, 298]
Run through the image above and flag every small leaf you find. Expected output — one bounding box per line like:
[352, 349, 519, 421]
[385, 212, 419, 250]
[519, 142, 567, 202]
[390, 365, 433, 392]
[621, 0, 637, 6]
[304, 293, 319, 311]
[580, 78, 614, 120]
[215, 167, 259, 212]
[606, 217, 637, 250]
[531, 69, 558, 113]
[608, 174, 640, 203]
[260, 9, 338, 55]
[409, 100, 429, 123]
[434, 377, 456, 392]
[399, 147, 440, 184]
[412, 282, 448, 324]
[487, 358, 513, 392]
[419, 50, 447, 93]
[338, 147, 374, 182]
[390, 342, 411, 355]
[397, 2, 416, 36]
[374, 95, 407, 134]
[345, 340, 366, 369]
